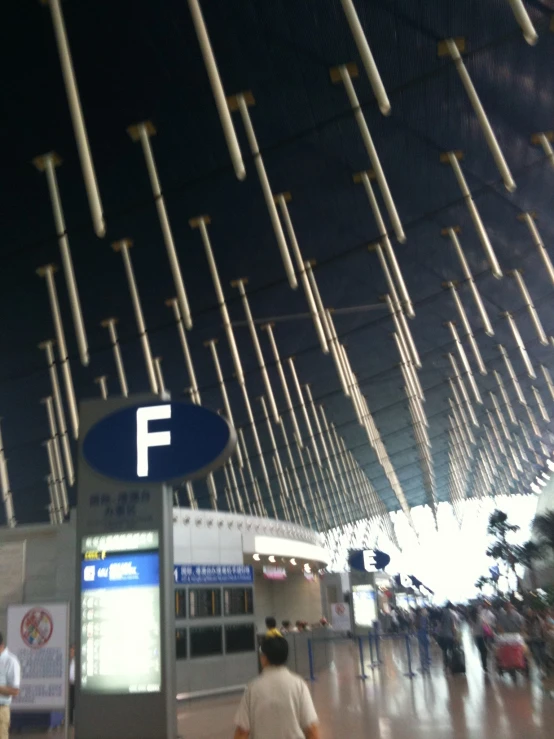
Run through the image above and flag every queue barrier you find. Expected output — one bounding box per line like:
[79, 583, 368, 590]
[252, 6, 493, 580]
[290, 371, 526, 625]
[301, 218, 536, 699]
[265, 628, 427, 683]
[277, 630, 351, 680]
[366, 629, 422, 679]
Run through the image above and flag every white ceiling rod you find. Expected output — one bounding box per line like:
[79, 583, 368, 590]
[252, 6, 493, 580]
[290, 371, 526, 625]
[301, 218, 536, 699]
[502, 312, 536, 378]
[443, 40, 515, 191]
[112, 239, 158, 395]
[190, 216, 244, 385]
[359, 174, 413, 316]
[262, 323, 304, 446]
[34, 152, 89, 367]
[233, 278, 280, 424]
[43, 0, 105, 237]
[505, 0, 538, 45]
[339, 0, 391, 115]
[518, 212, 554, 286]
[274, 195, 329, 353]
[443, 226, 495, 334]
[443, 156, 503, 278]
[100, 318, 129, 398]
[0, 420, 16, 528]
[94, 376, 108, 400]
[333, 64, 405, 242]
[445, 281, 487, 374]
[204, 339, 243, 469]
[165, 299, 200, 405]
[229, 93, 297, 289]
[37, 266, 79, 439]
[509, 270, 548, 346]
[39, 341, 74, 486]
[129, 122, 193, 330]
[498, 344, 528, 403]
[493, 370, 518, 424]
[187, 0, 245, 180]
[446, 321, 482, 404]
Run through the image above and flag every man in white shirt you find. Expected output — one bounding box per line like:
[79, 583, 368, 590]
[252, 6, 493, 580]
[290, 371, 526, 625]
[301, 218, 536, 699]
[234, 636, 320, 739]
[0, 632, 21, 739]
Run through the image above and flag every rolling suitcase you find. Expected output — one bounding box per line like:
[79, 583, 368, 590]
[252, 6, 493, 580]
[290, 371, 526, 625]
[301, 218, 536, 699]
[450, 644, 466, 674]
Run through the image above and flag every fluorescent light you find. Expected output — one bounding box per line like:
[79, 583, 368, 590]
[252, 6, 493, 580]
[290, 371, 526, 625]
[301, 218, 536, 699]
[290, 558, 297, 566]
[253, 553, 260, 561]
[268, 555, 276, 563]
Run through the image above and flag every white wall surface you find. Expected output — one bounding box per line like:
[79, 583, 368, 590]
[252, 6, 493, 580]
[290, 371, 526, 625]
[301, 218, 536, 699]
[253, 572, 323, 632]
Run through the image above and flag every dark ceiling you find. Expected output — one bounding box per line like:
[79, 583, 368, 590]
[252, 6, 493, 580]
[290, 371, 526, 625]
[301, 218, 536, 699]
[2, 0, 554, 526]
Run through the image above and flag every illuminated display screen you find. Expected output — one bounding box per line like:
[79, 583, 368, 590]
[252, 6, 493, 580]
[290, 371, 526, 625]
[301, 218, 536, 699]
[352, 585, 377, 628]
[80, 531, 161, 694]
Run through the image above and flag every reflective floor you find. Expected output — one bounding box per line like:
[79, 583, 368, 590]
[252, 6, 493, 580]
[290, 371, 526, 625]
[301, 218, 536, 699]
[20, 631, 554, 738]
[177, 631, 554, 739]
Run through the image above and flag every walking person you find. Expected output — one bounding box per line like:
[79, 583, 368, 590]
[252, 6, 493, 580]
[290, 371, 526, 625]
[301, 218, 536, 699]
[438, 603, 459, 672]
[234, 636, 320, 739]
[415, 608, 431, 672]
[470, 605, 495, 673]
[0, 632, 21, 739]
[525, 609, 548, 674]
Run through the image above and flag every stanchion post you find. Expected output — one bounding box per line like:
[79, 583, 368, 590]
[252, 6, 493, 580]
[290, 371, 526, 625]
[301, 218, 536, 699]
[368, 631, 375, 667]
[307, 638, 316, 682]
[373, 621, 383, 664]
[357, 637, 367, 680]
[404, 633, 417, 679]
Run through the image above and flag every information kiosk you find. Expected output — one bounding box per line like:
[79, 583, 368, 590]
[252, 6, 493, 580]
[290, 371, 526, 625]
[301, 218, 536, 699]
[75, 395, 235, 739]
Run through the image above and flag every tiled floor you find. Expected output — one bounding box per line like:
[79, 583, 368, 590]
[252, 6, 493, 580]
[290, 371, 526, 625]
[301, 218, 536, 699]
[19, 631, 554, 738]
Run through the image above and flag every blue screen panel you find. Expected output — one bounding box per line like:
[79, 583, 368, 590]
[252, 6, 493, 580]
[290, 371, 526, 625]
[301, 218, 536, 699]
[81, 552, 159, 591]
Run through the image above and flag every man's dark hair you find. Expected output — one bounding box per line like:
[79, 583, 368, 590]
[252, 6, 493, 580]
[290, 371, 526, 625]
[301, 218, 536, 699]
[265, 616, 277, 629]
[260, 636, 288, 666]
[282, 620, 291, 629]
[0, 632, 4, 646]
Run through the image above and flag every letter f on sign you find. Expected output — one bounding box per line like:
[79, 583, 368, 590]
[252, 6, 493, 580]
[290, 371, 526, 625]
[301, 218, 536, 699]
[136, 405, 172, 477]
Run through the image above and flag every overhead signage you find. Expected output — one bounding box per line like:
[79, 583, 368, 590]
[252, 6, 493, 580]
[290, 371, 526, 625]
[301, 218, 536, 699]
[174, 564, 253, 585]
[82, 401, 236, 484]
[348, 549, 390, 573]
[393, 573, 435, 595]
[263, 566, 287, 581]
[80, 531, 161, 695]
[7, 603, 69, 711]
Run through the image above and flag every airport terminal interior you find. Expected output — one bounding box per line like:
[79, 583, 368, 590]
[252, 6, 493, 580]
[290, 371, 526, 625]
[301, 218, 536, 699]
[2, 0, 554, 737]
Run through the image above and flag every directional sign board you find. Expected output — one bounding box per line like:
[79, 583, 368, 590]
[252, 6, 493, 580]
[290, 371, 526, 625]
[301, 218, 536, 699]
[76, 395, 235, 739]
[83, 400, 236, 484]
[348, 549, 390, 573]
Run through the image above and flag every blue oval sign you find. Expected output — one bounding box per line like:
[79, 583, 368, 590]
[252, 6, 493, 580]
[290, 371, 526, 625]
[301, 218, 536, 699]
[82, 401, 236, 483]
